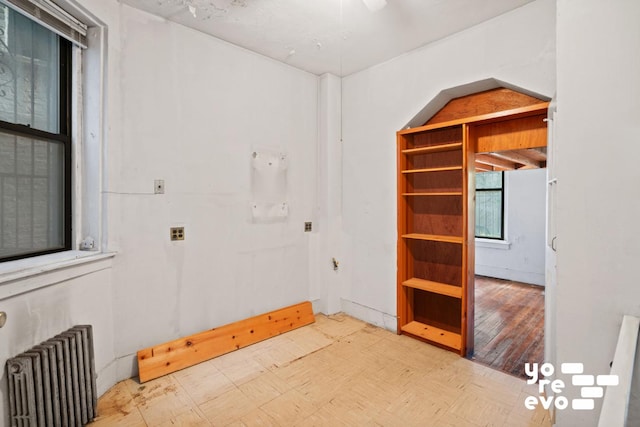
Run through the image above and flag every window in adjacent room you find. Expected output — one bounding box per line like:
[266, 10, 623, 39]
[0, 3, 72, 261]
[475, 171, 504, 240]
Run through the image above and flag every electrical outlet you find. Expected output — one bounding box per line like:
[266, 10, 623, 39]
[154, 179, 165, 194]
[170, 227, 184, 241]
[304, 222, 312, 232]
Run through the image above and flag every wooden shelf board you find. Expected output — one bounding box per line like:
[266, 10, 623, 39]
[397, 102, 550, 135]
[401, 321, 461, 351]
[402, 278, 462, 299]
[402, 233, 463, 244]
[402, 142, 463, 155]
[402, 192, 462, 197]
[401, 166, 462, 174]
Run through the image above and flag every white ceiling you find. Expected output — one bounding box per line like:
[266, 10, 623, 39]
[121, 0, 535, 76]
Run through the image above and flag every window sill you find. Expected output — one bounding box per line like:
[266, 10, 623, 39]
[0, 251, 116, 301]
[475, 238, 511, 250]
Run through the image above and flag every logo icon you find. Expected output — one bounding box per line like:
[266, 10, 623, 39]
[524, 362, 618, 411]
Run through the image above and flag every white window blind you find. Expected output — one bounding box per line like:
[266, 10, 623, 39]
[0, 0, 86, 47]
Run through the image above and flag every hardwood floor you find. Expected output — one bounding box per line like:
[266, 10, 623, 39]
[472, 276, 544, 378]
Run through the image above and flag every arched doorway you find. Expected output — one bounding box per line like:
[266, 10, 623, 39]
[397, 86, 550, 377]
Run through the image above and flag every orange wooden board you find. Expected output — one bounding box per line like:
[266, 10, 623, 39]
[137, 301, 315, 383]
[424, 87, 547, 126]
[474, 114, 547, 153]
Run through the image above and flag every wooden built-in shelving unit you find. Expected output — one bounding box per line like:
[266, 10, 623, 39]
[396, 87, 550, 357]
[397, 123, 471, 355]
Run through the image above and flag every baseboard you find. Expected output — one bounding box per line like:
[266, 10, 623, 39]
[115, 353, 138, 383]
[95, 359, 118, 397]
[340, 299, 397, 333]
[475, 265, 545, 286]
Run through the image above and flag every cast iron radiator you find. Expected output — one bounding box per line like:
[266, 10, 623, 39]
[5, 325, 97, 426]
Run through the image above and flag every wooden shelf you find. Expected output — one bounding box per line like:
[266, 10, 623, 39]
[401, 166, 462, 174]
[402, 278, 462, 299]
[402, 142, 463, 155]
[401, 321, 461, 351]
[402, 192, 462, 197]
[402, 233, 463, 244]
[397, 115, 468, 357]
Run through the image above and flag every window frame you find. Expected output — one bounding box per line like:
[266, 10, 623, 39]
[475, 170, 505, 240]
[0, 2, 114, 300]
[0, 24, 73, 262]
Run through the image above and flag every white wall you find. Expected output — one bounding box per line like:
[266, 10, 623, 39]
[308, 74, 345, 315]
[0, 1, 319, 422]
[339, 0, 556, 330]
[476, 168, 547, 286]
[109, 5, 318, 377]
[19, 2, 640, 426]
[0, 0, 121, 423]
[0, 264, 116, 424]
[554, 0, 640, 425]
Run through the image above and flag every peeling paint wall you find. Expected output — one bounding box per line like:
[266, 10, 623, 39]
[110, 4, 318, 377]
[339, 0, 556, 329]
[0, 269, 117, 424]
[0, 0, 122, 423]
[0, 0, 562, 421]
[0, 0, 319, 420]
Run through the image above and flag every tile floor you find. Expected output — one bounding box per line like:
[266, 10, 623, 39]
[90, 314, 551, 426]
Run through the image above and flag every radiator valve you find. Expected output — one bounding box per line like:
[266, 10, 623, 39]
[0, 311, 6, 328]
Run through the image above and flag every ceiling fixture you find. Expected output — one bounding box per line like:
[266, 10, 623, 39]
[362, 0, 388, 12]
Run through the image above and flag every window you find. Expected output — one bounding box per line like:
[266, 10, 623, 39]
[475, 171, 504, 239]
[0, 4, 72, 262]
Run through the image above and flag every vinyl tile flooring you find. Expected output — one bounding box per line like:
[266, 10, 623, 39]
[90, 313, 551, 426]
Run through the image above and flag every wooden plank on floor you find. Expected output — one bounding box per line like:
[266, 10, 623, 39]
[137, 301, 315, 383]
